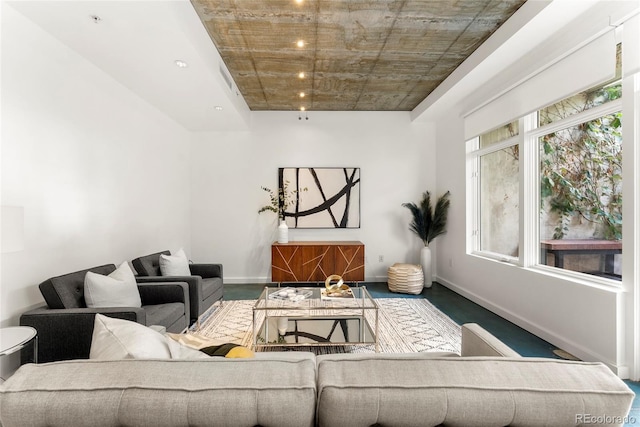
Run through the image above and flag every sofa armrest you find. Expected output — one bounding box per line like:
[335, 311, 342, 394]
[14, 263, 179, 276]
[136, 281, 189, 306]
[136, 276, 199, 287]
[136, 278, 196, 321]
[461, 323, 521, 357]
[20, 306, 146, 363]
[189, 263, 223, 279]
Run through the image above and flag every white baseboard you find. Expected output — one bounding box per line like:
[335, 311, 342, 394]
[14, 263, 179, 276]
[435, 275, 628, 378]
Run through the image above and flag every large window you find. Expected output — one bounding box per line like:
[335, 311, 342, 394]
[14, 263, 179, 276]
[469, 57, 624, 282]
[537, 78, 622, 279]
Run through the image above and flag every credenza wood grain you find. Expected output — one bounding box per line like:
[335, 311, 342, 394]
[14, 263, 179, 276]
[271, 241, 365, 282]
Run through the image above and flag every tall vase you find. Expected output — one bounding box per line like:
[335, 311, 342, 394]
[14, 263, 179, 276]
[277, 219, 289, 244]
[420, 246, 432, 288]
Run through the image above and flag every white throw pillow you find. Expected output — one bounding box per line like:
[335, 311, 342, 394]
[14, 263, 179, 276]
[89, 314, 208, 360]
[84, 262, 141, 308]
[159, 248, 190, 276]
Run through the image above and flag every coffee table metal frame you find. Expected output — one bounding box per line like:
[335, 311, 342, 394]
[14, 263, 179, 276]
[253, 286, 379, 352]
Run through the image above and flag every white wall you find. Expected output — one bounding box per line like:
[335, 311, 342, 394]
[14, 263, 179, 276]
[190, 111, 436, 283]
[426, 1, 640, 376]
[433, 117, 622, 372]
[0, 4, 192, 332]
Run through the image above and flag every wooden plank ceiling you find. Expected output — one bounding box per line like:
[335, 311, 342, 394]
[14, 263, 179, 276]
[191, 0, 526, 111]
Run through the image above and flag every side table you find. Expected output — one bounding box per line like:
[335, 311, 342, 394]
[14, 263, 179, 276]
[0, 326, 38, 366]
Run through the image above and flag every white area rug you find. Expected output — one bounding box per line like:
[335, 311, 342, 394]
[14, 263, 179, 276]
[193, 298, 461, 354]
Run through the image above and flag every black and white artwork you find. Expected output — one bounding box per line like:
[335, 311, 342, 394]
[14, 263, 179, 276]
[279, 167, 360, 229]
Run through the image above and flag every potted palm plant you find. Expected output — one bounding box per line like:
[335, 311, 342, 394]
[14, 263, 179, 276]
[402, 191, 451, 288]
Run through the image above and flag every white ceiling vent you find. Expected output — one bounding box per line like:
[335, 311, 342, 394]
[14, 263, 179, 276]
[219, 63, 233, 91]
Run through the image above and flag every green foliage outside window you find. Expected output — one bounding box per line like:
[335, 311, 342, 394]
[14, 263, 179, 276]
[540, 82, 622, 240]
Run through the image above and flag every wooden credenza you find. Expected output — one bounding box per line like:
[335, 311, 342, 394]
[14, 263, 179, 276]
[271, 241, 365, 283]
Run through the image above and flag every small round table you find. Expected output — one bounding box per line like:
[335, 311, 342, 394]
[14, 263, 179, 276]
[0, 326, 38, 364]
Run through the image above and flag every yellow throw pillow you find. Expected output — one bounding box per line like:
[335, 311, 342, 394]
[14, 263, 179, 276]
[225, 346, 254, 358]
[199, 343, 254, 358]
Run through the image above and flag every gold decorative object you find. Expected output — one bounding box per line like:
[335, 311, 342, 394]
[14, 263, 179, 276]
[324, 274, 352, 297]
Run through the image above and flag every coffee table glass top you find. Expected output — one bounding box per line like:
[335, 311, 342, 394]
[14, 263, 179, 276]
[253, 286, 379, 349]
[254, 286, 377, 311]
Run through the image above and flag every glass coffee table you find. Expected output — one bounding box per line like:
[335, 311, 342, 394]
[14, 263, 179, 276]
[253, 286, 379, 351]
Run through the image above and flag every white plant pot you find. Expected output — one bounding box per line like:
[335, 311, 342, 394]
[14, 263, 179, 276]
[420, 246, 432, 288]
[277, 317, 288, 336]
[277, 220, 289, 244]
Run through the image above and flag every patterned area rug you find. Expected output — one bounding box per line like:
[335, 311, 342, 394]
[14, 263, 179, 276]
[193, 298, 461, 354]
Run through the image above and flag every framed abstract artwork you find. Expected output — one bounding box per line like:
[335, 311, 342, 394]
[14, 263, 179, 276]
[279, 167, 360, 229]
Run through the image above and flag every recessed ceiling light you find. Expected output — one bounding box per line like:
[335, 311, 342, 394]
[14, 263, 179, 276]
[299, 92, 305, 98]
[174, 60, 188, 68]
[295, 0, 304, 4]
[214, 106, 224, 111]
[298, 72, 305, 79]
[296, 40, 305, 48]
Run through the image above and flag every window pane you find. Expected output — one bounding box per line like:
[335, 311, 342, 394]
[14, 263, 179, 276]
[539, 45, 622, 127]
[479, 121, 519, 148]
[539, 112, 622, 279]
[480, 147, 519, 257]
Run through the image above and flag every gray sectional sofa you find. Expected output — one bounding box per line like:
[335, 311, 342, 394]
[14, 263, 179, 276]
[0, 324, 634, 426]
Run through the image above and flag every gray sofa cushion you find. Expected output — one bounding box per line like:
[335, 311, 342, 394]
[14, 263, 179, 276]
[316, 352, 460, 362]
[0, 355, 317, 427]
[201, 277, 221, 299]
[315, 355, 634, 427]
[143, 302, 184, 329]
[132, 251, 170, 276]
[39, 264, 116, 309]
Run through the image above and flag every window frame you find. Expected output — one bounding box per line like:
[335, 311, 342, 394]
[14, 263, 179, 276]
[467, 94, 624, 287]
[526, 97, 623, 284]
[467, 128, 523, 265]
